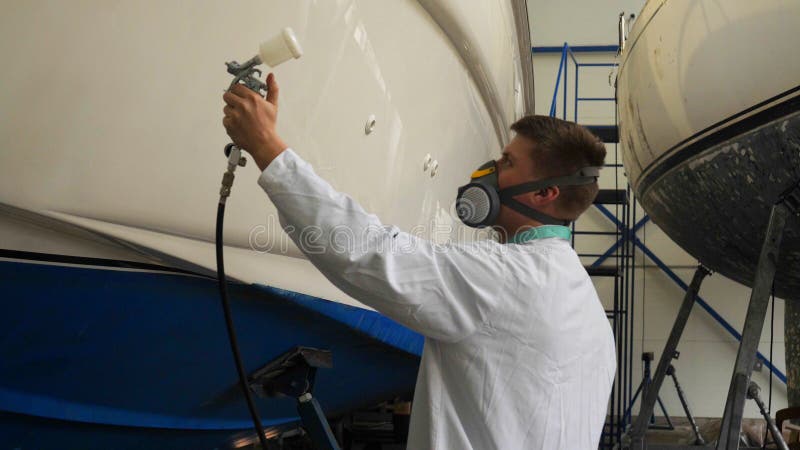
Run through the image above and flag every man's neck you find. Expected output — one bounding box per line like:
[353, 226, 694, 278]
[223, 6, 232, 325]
[496, 221, 545, 244]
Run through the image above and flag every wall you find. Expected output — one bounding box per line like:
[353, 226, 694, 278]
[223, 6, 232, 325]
[526, 0, 788, 420]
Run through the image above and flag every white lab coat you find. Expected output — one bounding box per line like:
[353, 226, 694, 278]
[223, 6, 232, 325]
[258, 149, 616, 450]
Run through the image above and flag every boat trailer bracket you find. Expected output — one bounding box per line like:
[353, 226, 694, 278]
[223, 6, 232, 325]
[250, 346, 340, 450]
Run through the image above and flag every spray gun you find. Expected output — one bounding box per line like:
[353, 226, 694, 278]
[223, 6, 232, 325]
[216, 28, 302, 449]
[226, 28, 303, 94]
[219, 27, 303, 203]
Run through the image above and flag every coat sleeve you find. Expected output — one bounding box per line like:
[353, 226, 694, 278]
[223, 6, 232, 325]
[257, 149, 509, 342]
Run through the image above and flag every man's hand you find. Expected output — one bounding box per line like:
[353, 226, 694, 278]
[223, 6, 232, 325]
[222, 73, 287, 171]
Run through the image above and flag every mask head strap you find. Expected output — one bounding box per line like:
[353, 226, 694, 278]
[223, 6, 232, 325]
[498, 166, 601, 225]
[499, 166, 601, 198]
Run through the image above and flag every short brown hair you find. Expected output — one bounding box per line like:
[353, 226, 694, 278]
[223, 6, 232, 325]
[510, 115, 606, 220]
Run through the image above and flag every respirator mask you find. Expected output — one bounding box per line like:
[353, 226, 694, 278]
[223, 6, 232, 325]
[455, 160, 601, 228]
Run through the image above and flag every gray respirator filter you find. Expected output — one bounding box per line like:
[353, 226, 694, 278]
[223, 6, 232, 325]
[455, 160, 601, 228]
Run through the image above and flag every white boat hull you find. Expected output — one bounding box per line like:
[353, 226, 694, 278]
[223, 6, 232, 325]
[618, 0, 800, 300]
[0, 1, 530, 446]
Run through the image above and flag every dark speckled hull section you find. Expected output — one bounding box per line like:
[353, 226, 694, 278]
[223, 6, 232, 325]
[639, 110, 800, 300]
[787, 301, 800, 407]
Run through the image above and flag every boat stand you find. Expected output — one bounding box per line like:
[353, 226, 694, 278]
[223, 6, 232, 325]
[625, 352, 676, 432]
[621, 180, 800, 450]
[621, 265, 712, 450]
[716, 181, 799, 450]
[666, 363, 705, 445]
[624, 351, 705, 443]
[747, 381, 789, 450]
[250, 346, 340, 450]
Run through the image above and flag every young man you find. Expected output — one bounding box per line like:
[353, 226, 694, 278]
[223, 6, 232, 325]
[223, 74, 616, 449]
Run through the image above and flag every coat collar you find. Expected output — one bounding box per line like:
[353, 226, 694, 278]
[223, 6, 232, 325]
[509, 225, 572, 244]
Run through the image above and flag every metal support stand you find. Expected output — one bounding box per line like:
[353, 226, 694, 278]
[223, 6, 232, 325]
[717, 191, 797, 449]
[667, 365, 705, 445]
[623, 265, 712, 450]
[250, 346, 340, 450]
[747, 381, 789, 450]
[297, 392, 340, 450]
[625, 353, 674, 431]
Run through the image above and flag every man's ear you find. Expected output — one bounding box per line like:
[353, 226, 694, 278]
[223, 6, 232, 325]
[530, 186, 560, 206]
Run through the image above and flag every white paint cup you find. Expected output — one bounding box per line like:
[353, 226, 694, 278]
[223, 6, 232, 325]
[259, 27, 303, 68]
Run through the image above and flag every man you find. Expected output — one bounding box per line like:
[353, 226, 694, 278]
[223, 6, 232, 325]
[223, 73, 616, 449]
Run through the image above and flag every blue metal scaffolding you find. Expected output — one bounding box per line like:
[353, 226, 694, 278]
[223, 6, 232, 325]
[542, 42, 633, 448]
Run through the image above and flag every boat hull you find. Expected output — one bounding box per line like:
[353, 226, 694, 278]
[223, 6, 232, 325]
[0, 254, 421, 448]
[618, 0, 800, 299]
[0, 0, 530, 445]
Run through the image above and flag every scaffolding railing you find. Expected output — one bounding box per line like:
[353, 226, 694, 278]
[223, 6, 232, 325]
[542, 42, 633, 449]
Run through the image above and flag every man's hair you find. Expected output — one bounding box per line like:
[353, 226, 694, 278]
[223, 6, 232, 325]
[510, 115, 606, 220]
